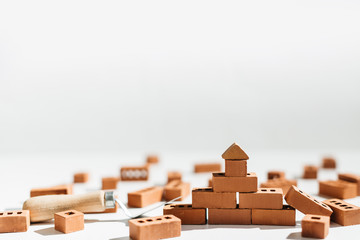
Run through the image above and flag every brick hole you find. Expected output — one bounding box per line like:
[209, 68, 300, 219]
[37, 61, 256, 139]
[261, 189, 267, 192]
[247, 173, 250, 175]
[0, 213, 3, 215]
[204, 188, 211, 191]
[138, 220, 145, 223]
[165, 216, 172, 219]
[7, 212, 13, 215]
[322, 204, 328, 207]
[156, 218, 162, 221]
[65, 212, 75, 215]
[314, 199, 319, 203]
[345, 207, 353, 209]
[219, 173, 225, 176]
[188, 204, 192, 207]
[330, 200, 337, 203]
[299, 190, 303, 193]
[17, 212, 22, 214]
[270, 189, 276, 192]
[311, 217, 321, 220]
[178, 205, 185, 208]
[340, 205, 347, 207]
[146, 219, 153, 222]
[335, 202, 341, 205]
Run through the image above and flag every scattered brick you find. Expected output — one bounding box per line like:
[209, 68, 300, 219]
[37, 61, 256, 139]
[208, 208, 251, 225]
[338, 173, 360, 196]
[252, 205, 296, 226]
[128, 187, 164, 208]
[146, 155, 159, 164]
[167, 171, 182, 183]
[30, 184, 73, 197]
[303, 165, 318, 179]
[54, 210, 84, 234]
[225, 160, 247, 177]
[238, 188, 283, 209]
[322, 157, 336, 169]
[221, 142, 249, 160]
[74, 172, 89, 183]
[0, 210, 30, 233]
[267, 171, 285, 180]
[192, 187, 236, 209]
[102, 177, 118, 190]
[164, 180, 190, 201]
[212, 172, 257, 193]
[301, 214, 329, 239]
[163, 204, 206, 225]
[319, 180, 357, 199]
[323, 199, 360, 226]
[194, 163, 221, 173]
[121, 166, 149, 181]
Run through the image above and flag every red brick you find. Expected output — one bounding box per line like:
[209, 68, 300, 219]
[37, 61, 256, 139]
[128, 187, 163, 208]
[212, 172, 257, 193]
[267, 171, 285, 180]
[163, 204, 206, 225]
[238, 188, 283, 209]
[302, 214, 329, 239]
[208, 208, 251, 225]
[221, 142, 249, 160]
[0, 210, 30, 233]
[225, 160, 247, 177]
[338, 173, 360, 196]
[146, 155, 159, 164]
[252, 205, 296, 226]
[54, 210, 84, 234]
[323, 199, 360, 226]
[164, 180, 190, 201]
[121, 166, 149, 181]
[319, 180, 357, 199]
[167, 171, 182, 183]
[194, 163, 221, 173]
[192, 187, 236, 209]
[30, 184, 73, 197]
[303, 165, 318, 179]
[102, 177, 118, 190]
[74, 172, 89, 183]
[322, 157, 336, 169]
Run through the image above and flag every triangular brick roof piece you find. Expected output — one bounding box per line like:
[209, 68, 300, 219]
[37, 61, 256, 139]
[221, 143, 249, 160]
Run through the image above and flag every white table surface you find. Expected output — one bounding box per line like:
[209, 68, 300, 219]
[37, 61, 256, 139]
[1, 151, 360, 239]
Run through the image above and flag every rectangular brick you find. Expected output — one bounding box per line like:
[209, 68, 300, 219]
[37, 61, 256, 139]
[167, 171, 182, 183]
[302, 214, 329, 239]
[192, 187, 236, 209]
[338, 173, 360, 196]
[164, 180, 190, 201]
[74, 172, 89, 183]
[238, 188, 283, 209]
[225, 160, 247, 177]
[319, 180, 357, 199]
[208, 208, 251, 225]
[322, 157, 336, 169]
[212, 172, 257, 193]
[129, 215, 181, 240]
[146, 155, 159, 164]
[163, 204, 206, 225]
[252, 205, 296, 226]
[302, 165, 318, 179]
[128, 187, 164, 208]
[30, 184, 73, 197]
[54, 210, 84, 234]
[121, 166, 149, 181]
[0, 210, 30, 233]
[285, 185, 333, 216]
[323, 199, 360, 226]
[194, 163, 221, 173]
[267, 171, 285, 180]
[260, 178, 297, 195]
[102, 177, 119, 190]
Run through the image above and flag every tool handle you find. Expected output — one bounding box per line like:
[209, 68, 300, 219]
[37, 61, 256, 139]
[23, 190, 107, 222]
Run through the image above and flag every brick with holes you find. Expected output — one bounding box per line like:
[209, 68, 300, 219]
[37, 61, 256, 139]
[260, 178, 297, 195]
[252, 205, 296, 226]
[212, 172, 257, 193]
[322, 199, 360, 226]
[129, 215, 181, 240]
[167, 171, 182, 183]
[238, 188, 283, 209]
[225, 159, 247, 177]
[121, 166, 149, 181]
[163, 204, 206, 225]
[30, 184, 73, 197]
[102, 177, 119, 190]
[267, 171, 285, 180]
[338, 173, 360, 196]
[0, 210, 30, 233]
[194, 163, 221, 173]
[208, 207, 251, 225]
[319, 180, 357, 199]
[74, 172, 89, 183]
[322, 157, 336, 169]
[302, 214, 329, 239]
[164, 180, 190, 201]
[303, 165, 318, 179]
[192, 187, 236, 209]
[54, 210, 84, 234]
[128, 187, 164, 208]
[285, 185, 333, 216]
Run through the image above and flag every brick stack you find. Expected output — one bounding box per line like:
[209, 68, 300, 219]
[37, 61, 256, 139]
[164, 143, 296, 225]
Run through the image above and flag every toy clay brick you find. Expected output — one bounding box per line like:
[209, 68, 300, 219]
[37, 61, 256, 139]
[167, 171, 182, 183]
[194, 163, 221, 173]
[146, 155, 159, 164]
[192, 187, 236, 209]
[74, 172, 89, 183]
[221, 142, 249, 160]
[0, 210, 30, 233]
[54, 210, 84, 234]
[285, 185, 333, 216]
[323, 199, 360, 226]
[303, 165, 318, 179]
[252, 205, 296, 226]
[225, 160, 247, 177]
[322, 157, 336, 169]
[128, 187, 164, 208]
[208, 178, 212, 187]
[121, 166, 149, 181]
[338, 173, 360, 195]
[319, 180, 357, 199]
[212, 172, 257, 193]
[208, 208, 251, 225]
[163, 204, 206, 225]
[30, 184, 73, 197]
[102, 177, 118, 190]
[129, 215, 181, 240]
[164, 180, 190, 201]
[302, 214, 329, 239]
[238, 188, 283, 209]
[267, 171, 285, 180]
[260, 178, 297, 195]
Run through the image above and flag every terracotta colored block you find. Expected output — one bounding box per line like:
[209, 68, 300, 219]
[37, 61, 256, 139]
[192, 187, 236, 209]
[121, 166, 149, 181]
[194, 163, 221, 173]
[146, 155, 159, 164]
[319, 180, 357, 199]
[128, 187, 164, 208]
[208, 208, 251, 225]
[338, 173, 360, 196]
[267, 171, 285, 180]
[54, 210, 84, 234]
[225, 160, 247, 177]
[129, 215, 181, 240]
[163, 204, 206, 225]
[0, 210, 30, 233]
[208, 178, 212, 187]
[164, 180, 190, 201]
[74, 172, 89, 183]
[221, 142, 249, 160]
[260, 178, 297, 195]
[323, 199, 360, 226]
[102, 177, 118, 190]
[30, 184, 73, 197]
[212, 172, 257, 193]
[252, 205, 296, 226]
[302, 214, 329, 239]
[284, 185, 333, 216]
[303, 165, 318, 179]
[238, 188, 283, 209]
[322, 157, 336, 169]
[167, 171, 182, 183]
